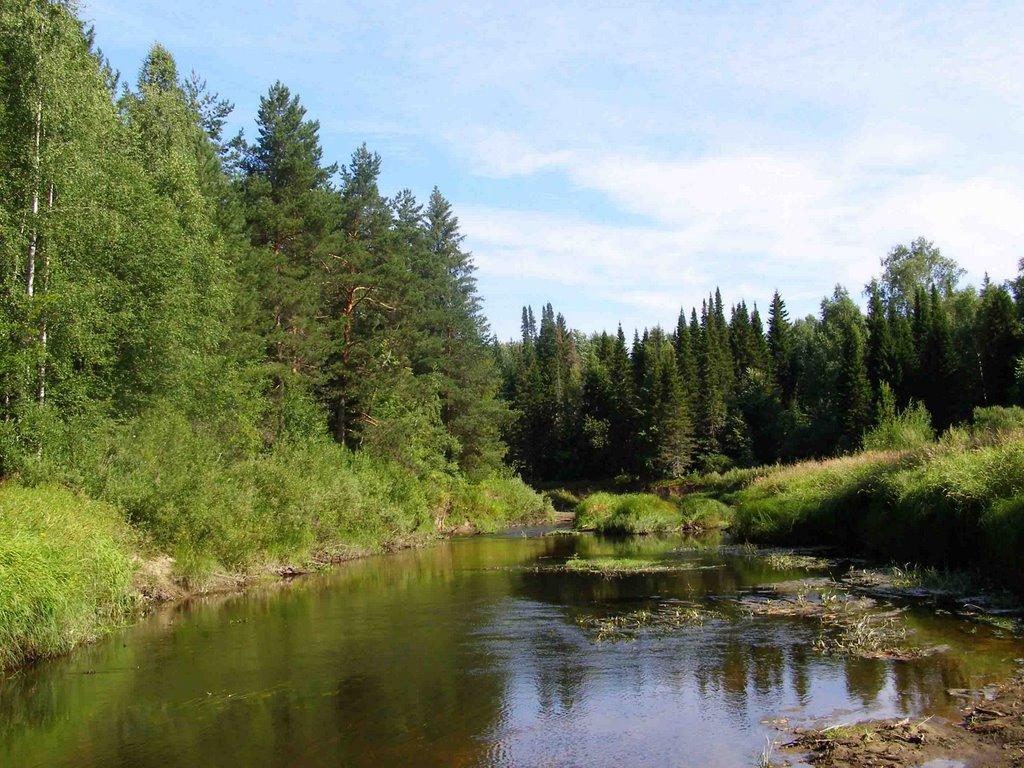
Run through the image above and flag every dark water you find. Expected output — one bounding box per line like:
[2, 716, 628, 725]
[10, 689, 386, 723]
[2, 531, 1021, 768]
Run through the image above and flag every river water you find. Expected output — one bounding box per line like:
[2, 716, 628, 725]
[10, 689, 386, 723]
[1, 530, 1021, 767]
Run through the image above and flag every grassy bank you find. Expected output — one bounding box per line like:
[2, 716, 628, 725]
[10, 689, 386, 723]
[572, 491, 732, 534]
[0, 486, 137, 670]
[723, 432, 1024, 591]
[0, 417, 550, 672]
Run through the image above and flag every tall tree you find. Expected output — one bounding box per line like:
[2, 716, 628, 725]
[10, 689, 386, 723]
[238, 81, 337, 438]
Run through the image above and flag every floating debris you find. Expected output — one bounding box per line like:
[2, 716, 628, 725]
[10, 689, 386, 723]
[576, 601, 723, 641]
[559, 556, 723, 576]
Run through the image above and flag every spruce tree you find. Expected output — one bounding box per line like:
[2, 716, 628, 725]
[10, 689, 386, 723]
[767, 291, 793, 401]
[975, 277, 1023, 405]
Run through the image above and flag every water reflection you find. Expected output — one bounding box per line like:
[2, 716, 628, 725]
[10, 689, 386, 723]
[0, 532, 1021, 768]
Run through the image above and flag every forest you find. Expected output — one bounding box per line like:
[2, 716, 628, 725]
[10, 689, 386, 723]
[499, 241, 1024, 481]
[0, 1, 551, 668]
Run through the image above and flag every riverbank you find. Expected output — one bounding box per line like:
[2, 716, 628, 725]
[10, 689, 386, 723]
[650, 430, 1024, 592]
[781, 668, 1024, 767]
[0, 466, 551, 673]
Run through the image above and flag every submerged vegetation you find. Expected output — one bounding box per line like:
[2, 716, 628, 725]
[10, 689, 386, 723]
[575, 602, 722, 641]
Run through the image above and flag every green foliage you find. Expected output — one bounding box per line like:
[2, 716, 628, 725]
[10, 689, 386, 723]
[572, 492, 680, 534]
[0, 485, 136, 670]
[730, 436, 1024, 591]
[448, 472, 553, 532]
[0, 4, 538, 669]
[862, 390, 934, 451]
[677, 495, 733, 530]
[500, 237, 1022, 482]
[972, 405, 1024, 437]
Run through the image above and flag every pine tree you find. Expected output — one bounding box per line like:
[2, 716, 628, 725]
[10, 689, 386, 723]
[836, 315, 871, 446]
[864, 279, 897, 408]
[920, 286, 955, 430]
[238, 81, 337, 437]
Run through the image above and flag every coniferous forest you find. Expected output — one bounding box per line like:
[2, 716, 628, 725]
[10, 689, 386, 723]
[499, 240, 1024, 482]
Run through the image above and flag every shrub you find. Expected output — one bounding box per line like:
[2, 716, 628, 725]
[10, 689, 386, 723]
[449, 473, 552, 532]
[972, 405, 1024, 439]
[573, 492, 618, 530]
[862, 401, 933, 451]
[677, 496, 733, 529]
[544, 488, 581, 511]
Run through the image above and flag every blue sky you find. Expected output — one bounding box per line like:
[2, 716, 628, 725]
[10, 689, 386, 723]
[84, 1, 1024, 339]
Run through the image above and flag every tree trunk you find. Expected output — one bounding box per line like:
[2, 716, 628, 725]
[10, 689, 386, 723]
[36, 182, 52, 405]
[26, 100, 41, 298]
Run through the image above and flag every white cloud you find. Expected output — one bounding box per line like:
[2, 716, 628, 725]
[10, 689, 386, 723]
[459, 127, 1024, 332]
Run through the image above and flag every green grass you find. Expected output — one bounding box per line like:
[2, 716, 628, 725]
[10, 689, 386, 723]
[0, 485, 137, 671]
[572, 492, 681, 534]
[543, 488, 581, 512]
[677, 495, 733, 530]
[728, 435, 1024, 591]
[563, 556, 666, 573]
[0, 411, 550, 670]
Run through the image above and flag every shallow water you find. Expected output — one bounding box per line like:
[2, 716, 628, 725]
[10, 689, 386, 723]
[1, 530, 1021, 768]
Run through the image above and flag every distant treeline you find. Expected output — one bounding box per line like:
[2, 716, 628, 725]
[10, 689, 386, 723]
[497, 239, 1024, 481]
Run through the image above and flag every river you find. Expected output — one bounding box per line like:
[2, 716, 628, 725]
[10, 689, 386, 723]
[1, 529, 1020, 767]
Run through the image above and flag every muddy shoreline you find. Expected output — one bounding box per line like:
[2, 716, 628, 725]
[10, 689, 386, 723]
[778, 669, 1024, 767]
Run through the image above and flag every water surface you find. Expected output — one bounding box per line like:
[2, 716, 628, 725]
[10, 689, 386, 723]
[2, 531, 1021, 767]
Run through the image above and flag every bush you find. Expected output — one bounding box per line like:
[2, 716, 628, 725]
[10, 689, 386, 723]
[862, 401, 933, 451]
[573, 492, 618, 530]
[20, 407, 546, 581]
[730, 436, 1024, 591]
[0, 485, 136, 670]
[972, 405, 1024, 439]
[544, 488, 581, 512]
[449, 473, 552, 532]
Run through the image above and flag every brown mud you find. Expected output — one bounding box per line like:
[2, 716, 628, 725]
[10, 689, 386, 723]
[782, 669, 1024, 767]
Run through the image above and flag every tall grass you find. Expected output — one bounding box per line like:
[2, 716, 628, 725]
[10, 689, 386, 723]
[18, 408, 549, 583]
[0, 485, 136, 670]
[573, 492, 681, 534]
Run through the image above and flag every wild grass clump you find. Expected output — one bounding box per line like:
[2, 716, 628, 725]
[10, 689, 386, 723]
[543, 488, 581, 511]
[448, 472, 553, 532]
[972, 405, 1024, 439]
[563, 556, 666, 574]
[653, 465, 768, 498]
[575, 601, 721, 641]
[677, 495, 733, 530]
[862, 401, 934, 452]
[573, 492, 681, 533]
[0, 485, 136, 670]
[573, 492, 618, 530]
